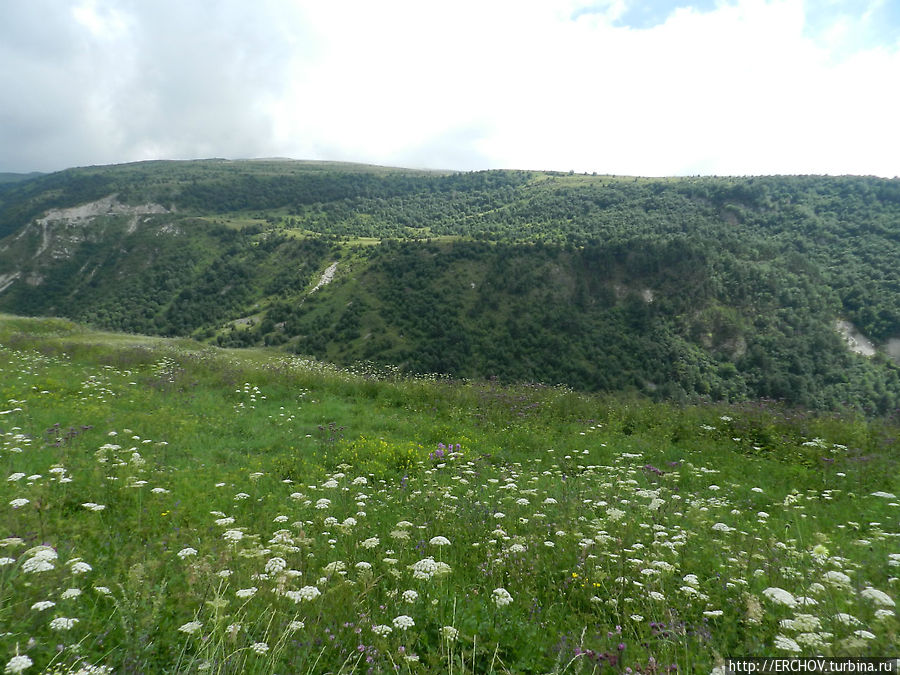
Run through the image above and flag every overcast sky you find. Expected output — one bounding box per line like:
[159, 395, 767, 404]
[2, 0, 898, 176]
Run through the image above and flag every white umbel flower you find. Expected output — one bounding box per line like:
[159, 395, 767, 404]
[49, 617, 79, 630]
[178, 621, 203, 635]
[860, 587, 895, 607]
[4, 654, 33, 674]
[392, 615, 415, 630]
[492, 587, 513, 607]
[763, 587, 797, 607]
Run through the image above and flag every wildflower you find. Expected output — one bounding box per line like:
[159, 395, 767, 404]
[22, 547, 57, 573]
[177, 547, 198, 559]
[823, 570, 852, 588]
[288, 621, 305, 631]
[223, 529, 244, 542]
[323, 560, 346, 574]
[853, 630, 876, 640]
[297, 585, 321, 601]
[7, 473, 25, 482]
[94, 586, 111, 595]
[361, 537, 380, 549]
[703, 610, 724, 617]
[269, 530, 293, 545]
[0, 558, 14, 566]
[796, 632, 830, 650]
[392, 615, 415, 630]
[265, 557, 287, 574]
[49, 617, 79, 630]
[234, 492, 250, 500]
[9, 498, 29, 509]
[492, 588, 513, 607]
[775, 635, 803, 654]
[61, 588, 82, 600]
[31, 600, 56, 611]
[429, 536, 451, 547]
[860, 587, 895, 607]
[178, 621, 203, 635]
[70, 561, 92, 574]
[834, 612, 862, 626]
[440, 626, 459, 641]
[215, 517, 235, 526]
[251, 642, 269, 654]
[315, 498, 331, 509]
[372, 624, 393, 636]
[82, 503, 106, 511]
[356, 561, 372, 571]
[4, 654, 33, 674]
[402, 589, 419, 603]
[763, 587, 797, 607]
[236, 587, 257, 599]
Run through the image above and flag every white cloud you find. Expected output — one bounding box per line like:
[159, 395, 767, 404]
[1, 0, 898, 176]
[264, 0, 899, 176]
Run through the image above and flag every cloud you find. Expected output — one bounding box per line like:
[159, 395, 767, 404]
[0, 0, 302, 171]
[1, 0, 898, 176]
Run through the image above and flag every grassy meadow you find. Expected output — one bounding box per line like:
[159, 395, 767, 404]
[0, 315, 898, 674]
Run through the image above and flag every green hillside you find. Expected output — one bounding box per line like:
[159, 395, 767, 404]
[1, 160, 899, 414]
[0, 315, 897, 672]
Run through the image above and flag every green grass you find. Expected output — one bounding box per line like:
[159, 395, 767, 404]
[1, 315, 898, 673]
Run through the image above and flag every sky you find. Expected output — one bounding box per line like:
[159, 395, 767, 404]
[1, 0, 899, 177]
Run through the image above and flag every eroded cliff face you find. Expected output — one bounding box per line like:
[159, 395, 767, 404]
[835, 319, 900, 365]
[14, 195, 170, 261]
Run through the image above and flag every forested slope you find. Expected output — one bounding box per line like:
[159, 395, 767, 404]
[1, 160, 898, 413]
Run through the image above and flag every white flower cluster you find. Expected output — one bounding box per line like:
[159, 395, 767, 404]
[492, 587, 513, 607]
[409, 556, 451, 580]
[284, 585, 321, 602]
[392, 614, 415, 630]
[22, 546, 57, 574]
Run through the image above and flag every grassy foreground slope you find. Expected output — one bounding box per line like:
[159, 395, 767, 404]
[0, 315, 898, 673]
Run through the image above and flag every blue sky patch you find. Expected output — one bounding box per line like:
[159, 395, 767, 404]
[587, 0, 725, 29]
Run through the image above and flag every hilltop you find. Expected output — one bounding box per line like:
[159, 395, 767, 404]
[1, 159, 899, 414]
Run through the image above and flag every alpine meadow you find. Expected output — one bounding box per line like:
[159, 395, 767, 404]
[0, 160, 898, 673]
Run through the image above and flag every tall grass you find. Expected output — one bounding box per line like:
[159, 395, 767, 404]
[1, 316, 897, 673]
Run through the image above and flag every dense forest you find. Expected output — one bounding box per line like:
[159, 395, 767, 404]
[1, 159, 899, 414]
